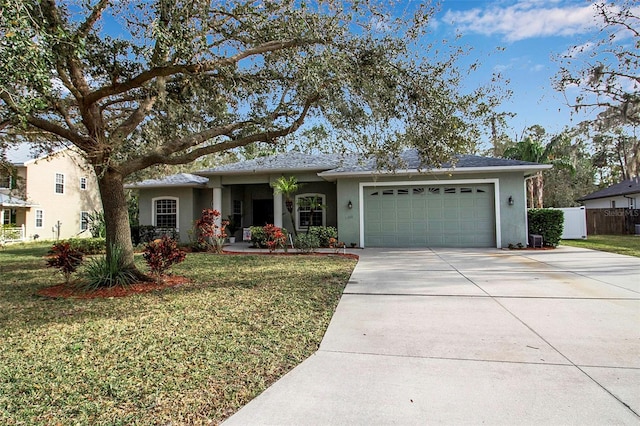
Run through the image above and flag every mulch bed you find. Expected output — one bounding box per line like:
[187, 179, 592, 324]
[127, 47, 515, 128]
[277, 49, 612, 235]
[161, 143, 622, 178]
[36, 250, 358, 299]
[36, 275, 191, 299]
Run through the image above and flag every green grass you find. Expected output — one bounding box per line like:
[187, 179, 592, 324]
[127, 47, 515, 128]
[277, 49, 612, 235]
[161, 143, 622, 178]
[0, 243, 356, 425]
[561, 234, 640, 257]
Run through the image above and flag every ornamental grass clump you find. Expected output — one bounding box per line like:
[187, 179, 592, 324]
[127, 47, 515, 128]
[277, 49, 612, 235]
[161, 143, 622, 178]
[46, 241, 84, 284]
[81, 244, 138, 290]
[143, 235, 186, 277]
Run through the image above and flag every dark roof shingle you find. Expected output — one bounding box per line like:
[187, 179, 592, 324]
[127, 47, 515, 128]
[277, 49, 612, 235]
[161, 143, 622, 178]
[578, 177, 640, 201]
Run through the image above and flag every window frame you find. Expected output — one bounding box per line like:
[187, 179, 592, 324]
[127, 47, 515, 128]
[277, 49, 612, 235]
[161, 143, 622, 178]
[35, 209, 44, 228]
[80, 211, 89, 232]
[0, 174, 11, 189]
[152, 197, 179, 230]
[295, 193, 325, 232]
[54, 173, 65, 194]
[79, 177, 87, 190]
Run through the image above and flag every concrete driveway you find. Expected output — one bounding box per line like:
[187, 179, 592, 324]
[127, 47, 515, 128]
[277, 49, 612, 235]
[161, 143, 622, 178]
[224, 246, 640, 425]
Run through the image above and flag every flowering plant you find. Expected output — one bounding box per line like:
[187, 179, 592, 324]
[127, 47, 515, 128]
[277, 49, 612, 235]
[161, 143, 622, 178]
[263, 224, 287, 252]
[194, 209, 229, 253]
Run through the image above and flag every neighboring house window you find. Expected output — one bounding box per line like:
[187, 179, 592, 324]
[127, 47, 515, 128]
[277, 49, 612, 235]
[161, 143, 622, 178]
[35, 210, 44, 228]
[55, 173, 64, 194]
[80, 177, 87, 190]
[610, 200, 616, 208]
[80, 211, 89, 231]
[1, 209, 10, 225]
[630, 198, 637, 209]
[0, 174, 11, 189]
[295, 193, 325, 231]
[153, 197, 178, 229]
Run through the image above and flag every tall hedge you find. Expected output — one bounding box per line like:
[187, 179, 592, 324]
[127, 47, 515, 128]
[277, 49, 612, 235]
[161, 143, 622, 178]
[528, 209, 564, 248]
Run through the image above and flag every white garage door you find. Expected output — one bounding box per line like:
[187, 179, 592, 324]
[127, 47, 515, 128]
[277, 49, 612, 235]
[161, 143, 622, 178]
[364, 184, 496, 247]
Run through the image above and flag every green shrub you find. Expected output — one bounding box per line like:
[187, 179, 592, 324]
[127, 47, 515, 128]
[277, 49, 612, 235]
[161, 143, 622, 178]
[81, 245, 138, 290]
[131, 225, 179, 245]
[528, 209, 564, 248]
[308, 226, 338, 247]
[294, 233, 320, 253]
[249, 226, 267, 248]
[66, 238, 106, 255]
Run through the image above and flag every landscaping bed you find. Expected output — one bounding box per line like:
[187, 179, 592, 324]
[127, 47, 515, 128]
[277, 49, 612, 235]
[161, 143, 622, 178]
[0, 243, 356, 424]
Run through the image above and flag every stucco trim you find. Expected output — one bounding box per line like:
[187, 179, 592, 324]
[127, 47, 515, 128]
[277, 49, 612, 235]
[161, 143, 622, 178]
[358, 179, 501, 248]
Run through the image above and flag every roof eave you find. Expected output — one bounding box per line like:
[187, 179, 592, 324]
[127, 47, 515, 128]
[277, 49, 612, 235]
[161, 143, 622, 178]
[317, 164, 552, 181]
[198, 167, 331, 176]
[578, 190, 640, 201]
[124, 183, 208, 189]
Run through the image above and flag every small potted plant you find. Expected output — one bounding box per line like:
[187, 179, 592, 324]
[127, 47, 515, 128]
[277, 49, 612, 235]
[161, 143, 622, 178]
[226, 216, 238, 243]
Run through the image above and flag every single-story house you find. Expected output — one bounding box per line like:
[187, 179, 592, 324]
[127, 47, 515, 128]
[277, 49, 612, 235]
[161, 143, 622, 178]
[125, 150, 550, 248]
[578, 177, 640, 209]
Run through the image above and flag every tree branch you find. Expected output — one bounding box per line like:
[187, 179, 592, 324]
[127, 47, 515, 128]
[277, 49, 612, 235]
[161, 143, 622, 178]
[85, 39, 318, 105]
[76, 0, 110, 39]
[121, 92, 321, 175]
[110, 95, 157, 144]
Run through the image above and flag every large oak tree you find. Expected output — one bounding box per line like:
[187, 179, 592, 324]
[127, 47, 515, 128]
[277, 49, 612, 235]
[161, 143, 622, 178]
[1, 0, 487, 271]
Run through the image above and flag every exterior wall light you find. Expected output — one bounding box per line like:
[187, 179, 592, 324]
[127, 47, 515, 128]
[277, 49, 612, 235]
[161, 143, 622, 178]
[508, 196, 514, 206]
[347, 200, 353, 209]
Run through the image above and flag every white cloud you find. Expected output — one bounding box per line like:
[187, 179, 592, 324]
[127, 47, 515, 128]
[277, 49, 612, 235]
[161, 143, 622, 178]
[443, 1, 599, 42]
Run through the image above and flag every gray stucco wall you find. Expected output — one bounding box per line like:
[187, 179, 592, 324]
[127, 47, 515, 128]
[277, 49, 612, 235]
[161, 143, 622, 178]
[137, 187, 198, 244]
[336, 172, 529, 248]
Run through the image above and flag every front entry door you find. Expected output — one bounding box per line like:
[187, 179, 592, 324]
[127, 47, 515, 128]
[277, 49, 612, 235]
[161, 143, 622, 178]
[252, 199, 274, 226]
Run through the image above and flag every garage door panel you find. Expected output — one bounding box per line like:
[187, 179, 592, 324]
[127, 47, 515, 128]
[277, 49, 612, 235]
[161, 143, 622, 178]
[364, 184, 495, 247]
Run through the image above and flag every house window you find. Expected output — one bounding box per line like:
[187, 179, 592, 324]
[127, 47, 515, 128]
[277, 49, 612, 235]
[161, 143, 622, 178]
[80, 177, 87, 190]
[80, 211, 89, 231]
[153, 197, 178, 229]
[35, 210, 43, 228]
[611, 200, 616, 208]
[1, 210, 10, 225]
[0, 174, 11, 189]
[296, 194, 325, 231]
[55, 173, 64, 194]
[232, 200, 242, 227]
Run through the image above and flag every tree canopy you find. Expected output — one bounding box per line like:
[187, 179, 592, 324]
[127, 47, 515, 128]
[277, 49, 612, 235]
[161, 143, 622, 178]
[0, 0, 489, 270]
[555, 0, 639, 127]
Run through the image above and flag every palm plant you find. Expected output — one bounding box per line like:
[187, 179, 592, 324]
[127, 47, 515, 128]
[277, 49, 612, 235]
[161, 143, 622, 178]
[504, 135, 574, 208]
[270, 176, 301, 236]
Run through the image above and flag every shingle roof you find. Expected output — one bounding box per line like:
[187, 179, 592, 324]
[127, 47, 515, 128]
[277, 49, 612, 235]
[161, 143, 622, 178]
[323, 151, 543, 174]
[578, 177, 640, 201]
[0, 193, 36, 207]
[200, 149, 544, 176]
[124, 173, 209, 189]
[198, 151, 354, 175]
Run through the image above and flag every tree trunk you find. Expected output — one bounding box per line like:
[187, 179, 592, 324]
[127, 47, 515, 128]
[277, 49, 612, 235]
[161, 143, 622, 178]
[96, 168, 137, 271]
[527, 178, 534, 208]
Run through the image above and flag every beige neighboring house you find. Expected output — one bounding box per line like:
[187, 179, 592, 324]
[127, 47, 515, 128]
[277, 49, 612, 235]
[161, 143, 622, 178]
[1, 143, 102, 242]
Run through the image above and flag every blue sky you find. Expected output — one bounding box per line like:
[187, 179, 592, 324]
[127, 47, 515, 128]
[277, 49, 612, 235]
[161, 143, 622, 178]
[423, 0, 611, 144]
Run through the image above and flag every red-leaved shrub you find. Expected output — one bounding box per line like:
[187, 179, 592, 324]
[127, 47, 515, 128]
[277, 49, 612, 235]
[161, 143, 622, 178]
[46, 242, 84, 283]
[143, 235, 186, 276]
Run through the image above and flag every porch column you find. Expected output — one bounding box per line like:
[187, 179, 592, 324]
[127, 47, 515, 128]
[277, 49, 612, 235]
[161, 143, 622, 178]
[273, 191, 283, 228]
[212, 187, 222, 227]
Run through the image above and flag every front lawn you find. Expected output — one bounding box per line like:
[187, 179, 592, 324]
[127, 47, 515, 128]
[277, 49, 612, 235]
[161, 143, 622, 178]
[561, 234, 640, 258]
[0, 243, 356, 424]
